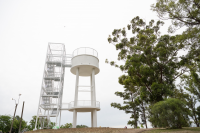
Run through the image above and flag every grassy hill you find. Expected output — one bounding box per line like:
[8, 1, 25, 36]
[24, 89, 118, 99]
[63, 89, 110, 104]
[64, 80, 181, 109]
[26, 127, 200, 133]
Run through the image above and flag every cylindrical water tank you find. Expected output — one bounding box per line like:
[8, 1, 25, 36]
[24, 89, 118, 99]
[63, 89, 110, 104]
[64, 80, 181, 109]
[70, 47, 100, 76]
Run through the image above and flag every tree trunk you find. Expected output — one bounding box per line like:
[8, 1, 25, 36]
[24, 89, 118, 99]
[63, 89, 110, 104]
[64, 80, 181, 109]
[142, 102, 148, 129]
[134, 110, 137, 128]
[192, 109, 199, 127]
[10, 104, 18, 133]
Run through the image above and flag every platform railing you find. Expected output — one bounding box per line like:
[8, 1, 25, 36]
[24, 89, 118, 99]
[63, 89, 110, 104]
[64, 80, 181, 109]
[72, 47, 98, 58]
[68, 100, 100, 108]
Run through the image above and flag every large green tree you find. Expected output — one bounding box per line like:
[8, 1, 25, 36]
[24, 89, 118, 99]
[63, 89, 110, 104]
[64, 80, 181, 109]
[152, 0, 200, 126]
[106, 16, 191, 128]
[107, 16, 188, 104]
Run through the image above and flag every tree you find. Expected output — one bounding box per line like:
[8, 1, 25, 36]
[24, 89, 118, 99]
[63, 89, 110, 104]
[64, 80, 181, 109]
[197, 106, 200, 121]
[179, 62, 200, 127]
[60, 123, 72, 128]
[107, 16, 188, 104]
[106, 16, 191, 128]
[181, 65, 200, 100]
[186, 96, 200, 127]
[111, 99, 140, 128]
[0, 115, 11, 133]
[28, 116, 55, 130]
[151, 0, 200, 31]
[111, 75, 142, 128]
[172, 87, 200, 127]
[28, 116, 39, 130]
[151, 0, 200, 66]
[149, 98, 190, 128]
[0, 115, 27, 133]
[12, 115, 27, 133]
[152, 0, 200, 127]
[152, 0, 200, 64]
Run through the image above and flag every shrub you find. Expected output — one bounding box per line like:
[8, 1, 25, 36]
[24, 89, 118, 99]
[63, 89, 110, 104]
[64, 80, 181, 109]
[149, 98, 190, 128]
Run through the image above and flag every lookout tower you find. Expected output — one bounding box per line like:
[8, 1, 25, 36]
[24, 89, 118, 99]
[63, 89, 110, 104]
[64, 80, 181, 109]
[70, 47, 100, 128]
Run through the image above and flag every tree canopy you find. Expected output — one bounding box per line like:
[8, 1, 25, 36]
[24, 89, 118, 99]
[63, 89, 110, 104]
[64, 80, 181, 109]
[151, 0, 200, 30]
[106, 15, 193, 128]
[107, 16, 188, 104]
[0, 115, 27, 133]
[0, 115, 11, 133]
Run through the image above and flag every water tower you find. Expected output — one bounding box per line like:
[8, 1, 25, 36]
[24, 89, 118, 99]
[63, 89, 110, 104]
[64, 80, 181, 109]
[70, 47, 100, 128]
[34, 44, 100, 129]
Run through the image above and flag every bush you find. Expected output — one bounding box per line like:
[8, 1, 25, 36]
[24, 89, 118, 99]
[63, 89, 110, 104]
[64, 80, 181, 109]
[76, 125, 88, 128]
[149, 98, 190, 128]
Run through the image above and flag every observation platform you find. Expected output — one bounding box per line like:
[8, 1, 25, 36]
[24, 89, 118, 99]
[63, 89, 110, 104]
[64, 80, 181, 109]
[61, 100, 100, 112]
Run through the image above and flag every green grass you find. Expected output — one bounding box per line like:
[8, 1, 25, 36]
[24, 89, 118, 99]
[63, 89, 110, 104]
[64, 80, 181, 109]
[144, 127, 200, 133]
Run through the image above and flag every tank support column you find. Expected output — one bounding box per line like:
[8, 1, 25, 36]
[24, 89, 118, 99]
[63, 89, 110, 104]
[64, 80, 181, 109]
[91, 74, 94, 127]
[73, 110, 77, 128]
[73, 68, 79, 128]
[91, 111, 93, 127]
[91, 68, 97, 127]
[93, 110, 97, 127]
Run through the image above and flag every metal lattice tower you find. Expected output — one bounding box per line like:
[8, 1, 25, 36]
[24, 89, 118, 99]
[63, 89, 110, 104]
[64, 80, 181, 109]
[34, 43, 72, 129]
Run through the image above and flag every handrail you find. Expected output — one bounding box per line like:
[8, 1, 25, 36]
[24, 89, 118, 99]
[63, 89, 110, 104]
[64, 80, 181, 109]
[69, 100, 100, 108]
[72, 47, 98, 58]
[61, 100, 100, 109]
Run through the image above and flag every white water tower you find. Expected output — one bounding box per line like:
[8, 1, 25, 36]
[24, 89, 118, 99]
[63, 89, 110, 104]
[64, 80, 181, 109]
[34, 44, 100, 129]
[70, 47, 100, 128]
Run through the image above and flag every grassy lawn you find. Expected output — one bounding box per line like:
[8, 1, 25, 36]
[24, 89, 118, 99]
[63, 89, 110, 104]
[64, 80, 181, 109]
[143, 127, 200, 133]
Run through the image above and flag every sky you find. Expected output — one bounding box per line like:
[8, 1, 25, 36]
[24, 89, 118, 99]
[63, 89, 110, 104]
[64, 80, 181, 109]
[0, 0, 175, 128]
